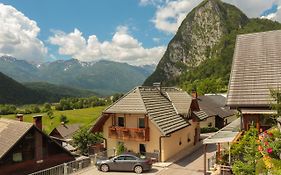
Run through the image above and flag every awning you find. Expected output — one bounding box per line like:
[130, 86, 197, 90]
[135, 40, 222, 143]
[241, 109, 277, 115]
[203, 118, 242, 144]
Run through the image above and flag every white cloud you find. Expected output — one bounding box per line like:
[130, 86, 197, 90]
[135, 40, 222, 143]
[0, 3, 47, 63]
[224, 0, 275, 18]
[152, 0, 201, 34]
[260, 2, 281, 22]
[49, 26, 166, 65]
[149, 0, 279, 34]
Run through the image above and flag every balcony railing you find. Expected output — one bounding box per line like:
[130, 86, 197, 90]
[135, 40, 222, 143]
[108, 126, 149, 141]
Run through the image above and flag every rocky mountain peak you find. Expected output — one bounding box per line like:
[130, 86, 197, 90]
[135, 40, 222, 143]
[144, 0, 248, 85]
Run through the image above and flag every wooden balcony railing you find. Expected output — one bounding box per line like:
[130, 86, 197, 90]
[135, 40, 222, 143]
[108, 126, 149, 141]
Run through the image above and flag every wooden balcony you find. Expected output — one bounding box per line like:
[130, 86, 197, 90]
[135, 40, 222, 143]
[108, 126, 149, 141]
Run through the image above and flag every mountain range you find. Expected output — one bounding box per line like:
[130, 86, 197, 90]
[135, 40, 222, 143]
[144, 0, 281, 95]
[0, 72, 100, 104]
[0, 56, 155, 96]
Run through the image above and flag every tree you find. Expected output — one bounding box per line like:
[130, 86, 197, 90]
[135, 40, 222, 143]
[231, 127, 262, 175]
[112, 93, 124, 103]
[47, 110, 54, 119]
[116, 142, 126, 155]
[271, 89, 281, 117]
[29, 105, 41, 113]
[42, 103, 52, 112]
[72, 127, 103, 155]
[60, 114, 69, 124]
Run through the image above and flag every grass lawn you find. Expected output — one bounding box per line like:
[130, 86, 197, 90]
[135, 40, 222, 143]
[0, 106, 107, 134]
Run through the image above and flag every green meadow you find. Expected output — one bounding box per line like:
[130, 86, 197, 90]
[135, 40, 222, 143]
[0, 106, 107, 134]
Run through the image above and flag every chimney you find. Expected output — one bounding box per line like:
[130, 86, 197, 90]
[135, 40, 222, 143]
[191, 89, 198, 99]
[153, 82, 161, 90]
[33, 115, 43, 162]
[33, 115, 43, 130]
[16, 114, 24, 122]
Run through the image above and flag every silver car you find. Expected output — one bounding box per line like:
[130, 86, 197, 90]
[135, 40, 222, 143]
[96, 154, 152, 174]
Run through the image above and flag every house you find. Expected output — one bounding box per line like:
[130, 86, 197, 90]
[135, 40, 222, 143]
[49, 123, 80, 152]
[196, 94, 236, 128]
[91, 85, 202, 162]
[227, 30, 281, 131]
[49, 123, 80, 141]
[0, 115, 75, 175]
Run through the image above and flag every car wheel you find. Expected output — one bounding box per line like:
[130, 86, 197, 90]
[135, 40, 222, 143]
[134, 165, 143, 174]
[100, 164, 109, 172]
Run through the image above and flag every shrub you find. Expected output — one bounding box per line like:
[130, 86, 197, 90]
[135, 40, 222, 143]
[116, 142, 126, 155]
[200, 127, 219, 133]
[73, 127, 103, 155]
[60, 114, 69, 124]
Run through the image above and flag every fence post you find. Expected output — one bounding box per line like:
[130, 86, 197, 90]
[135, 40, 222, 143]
[64, 163, 67, 175]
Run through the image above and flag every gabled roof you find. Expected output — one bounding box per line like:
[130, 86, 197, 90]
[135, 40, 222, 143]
[104, 87, 146, 114]
[139, 87, 190, 135]
[198, 95, 235, 119]
[193, 110, 209, 120]
[0, 118, 33, 159]
[53, 123, 81, 139]
[227, 30, 281, 108]
[163, 88, 192, 115]
[93, 86, 192, 136]
[0, 118, 74, 160]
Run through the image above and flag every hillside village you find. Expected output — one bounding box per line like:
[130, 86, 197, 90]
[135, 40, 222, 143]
[1, 0, 281, 175]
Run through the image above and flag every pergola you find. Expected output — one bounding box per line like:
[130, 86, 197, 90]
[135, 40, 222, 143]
[203, 118, 242, 174]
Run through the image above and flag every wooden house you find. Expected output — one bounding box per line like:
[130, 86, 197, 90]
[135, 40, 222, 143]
[196, 94, 236, 128]
[227, 30, 281, 131]
[0, 116, 75, 175]
[91, 86, 204, 162]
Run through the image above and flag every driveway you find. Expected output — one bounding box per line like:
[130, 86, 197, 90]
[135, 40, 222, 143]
[74, 144, 216, 175]
[73, 165, 164, 175]
[157, 144, 216, 175]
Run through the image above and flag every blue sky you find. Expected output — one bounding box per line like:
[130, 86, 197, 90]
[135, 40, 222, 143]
[0, 0, 278, 65]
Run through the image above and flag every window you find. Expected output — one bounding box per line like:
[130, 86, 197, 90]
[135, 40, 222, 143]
[139, 144, 146, 153]
[118, 116, 125, 127]
[138, 118, 145, 128]
[12, 152, 22, 162]
[187, 134, 191, 142]
[116, 156, 125, 160]
[125, 156, 137, 160]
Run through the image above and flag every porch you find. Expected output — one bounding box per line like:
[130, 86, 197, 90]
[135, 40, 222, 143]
[203, 118, 242, 175]
[108, 126, 149, 142]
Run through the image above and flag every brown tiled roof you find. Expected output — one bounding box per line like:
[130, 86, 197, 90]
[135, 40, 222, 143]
[198, 95, 235, 119]
[104, 87, 146, 114]
[0, 118, 33, 159]
[227, 30, 281, 108]
[55, 123, 81, 139]
[193, 110, 209, 120]
[164, 88, 192, 115]
[139, 87, 190, 135]
[96, 86, 191, 135]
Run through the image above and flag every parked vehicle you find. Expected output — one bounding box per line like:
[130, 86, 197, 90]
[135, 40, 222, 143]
[95, 154, 152, 174]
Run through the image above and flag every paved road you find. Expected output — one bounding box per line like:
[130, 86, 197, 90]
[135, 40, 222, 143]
[74, 166, 164, 175]
[157, 144, 216, 175]
[74, 143, 216, 175]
